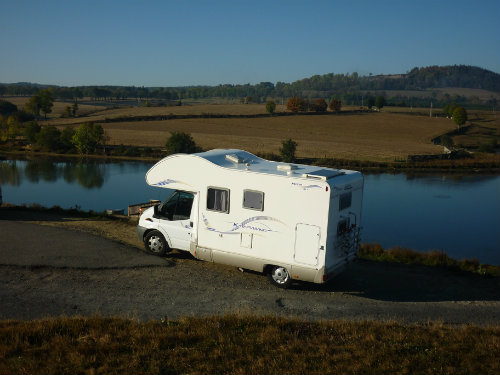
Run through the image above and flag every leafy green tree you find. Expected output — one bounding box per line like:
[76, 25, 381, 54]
[25, 89, 54, 119]
[72, 101, 78, 117]
[71, 122, 106, 154]
[0, 99, 18, 116]
[60, 127, 76, 152]
[280, 138, 298, 163]
[442, 104, 449, 117]
[265, 100, 276, 115]
[25, 95, 41, 117]
[16, 109, 35, 122]
[366, 96, 375, 109]
[452, 106, 467, 129]
[62, 106, 72, 118]
[375, 95, 385, 110]
[165, 131, 198, 154]
[24, 122, 41, 143]
[37, 126, 61, 151]
[0, 115, 7, 142]
[443, 102, 457, 118]
[38, 89, 54, 118]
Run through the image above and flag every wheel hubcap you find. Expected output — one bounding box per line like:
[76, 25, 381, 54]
[272, 267, 289, 284]
[148, 235, 163, 253]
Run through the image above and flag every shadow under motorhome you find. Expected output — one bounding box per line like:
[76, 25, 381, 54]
[137, 149, 363, 288]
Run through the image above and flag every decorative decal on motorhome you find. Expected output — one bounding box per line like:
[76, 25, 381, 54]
[152, 179, 189, 187]
[202, 214, 284, 234]
[291, 182, 322, 190]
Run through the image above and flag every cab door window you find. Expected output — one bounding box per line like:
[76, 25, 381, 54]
[159, 191, 194, 220]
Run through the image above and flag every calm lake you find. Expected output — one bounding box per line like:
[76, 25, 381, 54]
[1, 156, 499, 265]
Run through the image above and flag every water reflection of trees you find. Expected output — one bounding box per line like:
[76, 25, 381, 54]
[70, 162, 106, 188]
[25, 159, 58, 182]
[0, 158, 107, 189]
[0, 161, 22, 186]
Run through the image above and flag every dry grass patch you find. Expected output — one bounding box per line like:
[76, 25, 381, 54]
[94, 112, 456, 161]
[452, 111, 500, 148]
[0, 315, 498, 375]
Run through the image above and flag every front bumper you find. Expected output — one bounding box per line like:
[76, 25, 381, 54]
[136, 225, 148, 242]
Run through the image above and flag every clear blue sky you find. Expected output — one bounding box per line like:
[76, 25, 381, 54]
[1, 0, 499, 87]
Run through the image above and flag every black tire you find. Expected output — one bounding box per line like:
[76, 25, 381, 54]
[268, 265, 292, 289]
[144, 230, 169, 256]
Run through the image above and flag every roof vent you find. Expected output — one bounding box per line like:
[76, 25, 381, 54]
[302, 169, 344, 180]
[225, 154, 243, 164]
[277, 164, 297, 171]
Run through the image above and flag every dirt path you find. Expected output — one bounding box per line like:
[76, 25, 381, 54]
[1, 210, 499, 324]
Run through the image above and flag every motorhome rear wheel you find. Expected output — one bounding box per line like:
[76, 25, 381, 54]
[268, 266, 292, 288]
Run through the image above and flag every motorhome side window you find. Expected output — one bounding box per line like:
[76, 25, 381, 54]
[243, 190, 264, 211]
[339, 192, 352, 211]
[207, 187, 230, 213]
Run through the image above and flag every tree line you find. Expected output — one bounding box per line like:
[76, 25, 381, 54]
[1, 65, 498, 106]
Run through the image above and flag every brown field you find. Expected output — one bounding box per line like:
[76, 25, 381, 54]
[77, 112, 455, 161]
[5, 97, 496, 160]
[35, 102, 461, 161]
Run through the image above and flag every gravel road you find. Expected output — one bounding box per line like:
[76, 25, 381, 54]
[1, 219, 499, 325]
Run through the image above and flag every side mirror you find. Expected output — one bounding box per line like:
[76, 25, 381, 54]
[153, 204, 159, 218]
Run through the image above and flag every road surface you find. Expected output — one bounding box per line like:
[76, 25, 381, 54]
[1, 219, 499, 324]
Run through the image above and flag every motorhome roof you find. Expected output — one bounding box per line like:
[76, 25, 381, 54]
[192, 149, 345, 180]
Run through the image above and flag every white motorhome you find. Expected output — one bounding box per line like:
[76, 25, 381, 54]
[137, 149, 363, 288]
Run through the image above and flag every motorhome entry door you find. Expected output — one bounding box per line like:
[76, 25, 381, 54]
[294, 223, 320, 266]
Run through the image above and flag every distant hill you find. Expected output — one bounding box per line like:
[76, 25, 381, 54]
[365, 65, 500, 92]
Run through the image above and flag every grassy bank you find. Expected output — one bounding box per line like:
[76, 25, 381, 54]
[359, 243, 499, 277]
[1, 315, 499, 374]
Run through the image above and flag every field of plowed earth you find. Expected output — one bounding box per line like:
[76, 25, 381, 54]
[7, 97, 460, 160]
[62, 111, 457, 161]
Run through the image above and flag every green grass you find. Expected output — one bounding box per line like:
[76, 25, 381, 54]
[359, 243, 499, 277]
[0, 315, 499, 374]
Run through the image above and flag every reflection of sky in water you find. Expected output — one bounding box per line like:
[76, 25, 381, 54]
[363, 174, 500, 265]
[1, 158, 499, 265]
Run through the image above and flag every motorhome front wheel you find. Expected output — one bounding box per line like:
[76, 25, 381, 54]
[144, 230, 169, 256]
[268, 266, 292, 288]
